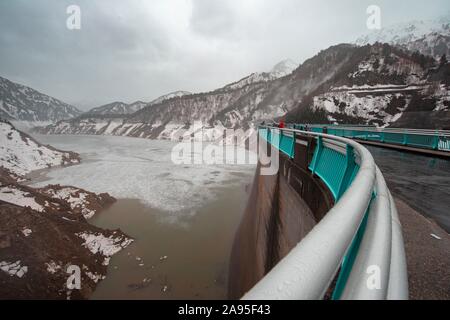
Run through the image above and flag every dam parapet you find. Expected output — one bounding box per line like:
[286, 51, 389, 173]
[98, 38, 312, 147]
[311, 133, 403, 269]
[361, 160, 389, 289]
[294, 124, 450, 158]
[229, 126, 408, 300]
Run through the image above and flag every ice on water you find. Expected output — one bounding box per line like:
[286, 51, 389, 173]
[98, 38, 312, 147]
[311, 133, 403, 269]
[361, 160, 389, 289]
[31, 135, 256, 215]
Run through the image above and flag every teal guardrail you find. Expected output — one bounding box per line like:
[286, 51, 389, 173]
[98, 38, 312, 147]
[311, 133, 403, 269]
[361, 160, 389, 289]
[252, 126, 408, 300]
[260, 128, 360, 200]
[308, 136, 360, 200]
[260, 127, 365, 299]
[331, 199, 371, 300]
[259, 128, 295, 158]
[294, 125, 450, 152]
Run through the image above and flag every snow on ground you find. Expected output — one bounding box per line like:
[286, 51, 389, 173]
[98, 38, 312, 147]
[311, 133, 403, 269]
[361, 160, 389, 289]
[433, 84, 450, 111]
[45, 261, 61, 274]
[312, 87, 414, 126]
[76, 231, 133, 265]
[21, 228, 32, 237]
[0, 185, 44, 212]
[10, 121, 53, 133]
[0, 121, 78, 177]
[41, 187, 95, 219]
[103, 119, 123, 135]
[82, 265, 105, 283]
[224, 59, 297, 90]
[30, 134, 256, 215]
[0, 260, 28, 278]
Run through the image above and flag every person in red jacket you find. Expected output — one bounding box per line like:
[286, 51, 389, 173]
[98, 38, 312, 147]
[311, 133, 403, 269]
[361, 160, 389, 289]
[278, 118, 285, 128]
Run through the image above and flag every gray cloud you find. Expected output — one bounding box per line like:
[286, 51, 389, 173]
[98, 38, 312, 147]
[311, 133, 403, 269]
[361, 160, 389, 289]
[1, 0, 449, 110]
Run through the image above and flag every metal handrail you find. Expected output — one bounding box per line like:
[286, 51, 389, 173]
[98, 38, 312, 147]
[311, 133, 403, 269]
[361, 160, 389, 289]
[293, 124, 450, 152]
[308, 125, 450, 137]
[339, 167, 392, 299]
[242, 126, 408, 300]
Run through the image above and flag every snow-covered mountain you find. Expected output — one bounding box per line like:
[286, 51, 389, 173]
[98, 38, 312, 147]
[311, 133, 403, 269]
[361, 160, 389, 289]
[0, 76, 82, 125]
[34, 39, 450, 140]
[33, 46, 359, 138]
[85, 91, 191, 116]
[223, 59, 298, 90]
[355, 17, 450, 59]
[0, 120, 80, 179]
[287, 43, 450, 128]
[148, 90, 192, 105]
[0, 120, 132, 299]
[87, 101, 147, 115]
[270, 59, 299, 78]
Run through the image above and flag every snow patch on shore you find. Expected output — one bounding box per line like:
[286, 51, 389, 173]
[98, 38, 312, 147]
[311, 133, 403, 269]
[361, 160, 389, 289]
[0, 121, 78, 177]
[0, 186, 44, 212]
[45, 261, 62, 274]
[82, 265, 105, 283]
[21, 228, 32, 237]
[76, 231, 133, 265]
[0, 260, 28, 278]
[41, 187, 95, 219]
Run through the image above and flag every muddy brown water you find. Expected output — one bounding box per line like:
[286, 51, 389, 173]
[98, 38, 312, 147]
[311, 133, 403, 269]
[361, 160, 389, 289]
[26, 134, 256, 299]
[89, 183, 251, 300]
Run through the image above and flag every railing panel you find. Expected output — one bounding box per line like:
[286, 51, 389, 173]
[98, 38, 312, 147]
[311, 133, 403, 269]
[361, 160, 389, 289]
[439, 137, 450, 151]
[310, 146, 346, 200]
[301, 124, 450, 154]
[279, 132, 295, 158]
[406, 133, 437, 149]
[312, 127, 323, 133]
[366, 133, 382, 142]
[383, 132, 404, 145]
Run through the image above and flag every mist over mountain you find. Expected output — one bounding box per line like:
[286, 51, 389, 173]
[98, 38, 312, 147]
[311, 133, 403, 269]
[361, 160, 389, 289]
[4, 17, 448, 140]
[356, 16, 450, 59]
[87, 101, 147, 116]
[85, 91, 192, 116]
[223, 59, 298, 90]
[33, 53, 345, 138]
[148, 91, 192, 106]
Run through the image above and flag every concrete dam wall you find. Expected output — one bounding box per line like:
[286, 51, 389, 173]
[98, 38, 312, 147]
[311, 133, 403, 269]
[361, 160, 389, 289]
[228, 136, 335, 299]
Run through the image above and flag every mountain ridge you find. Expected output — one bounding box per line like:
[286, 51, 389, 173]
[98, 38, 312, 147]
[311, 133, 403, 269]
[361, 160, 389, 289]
[222, 59, 298, 90]
[85, 91, 192, 116]
[355, 17, 450, 59]
[0, 76, 82, 123]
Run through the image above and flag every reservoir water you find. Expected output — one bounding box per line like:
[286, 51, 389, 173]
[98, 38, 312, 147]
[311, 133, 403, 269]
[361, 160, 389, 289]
[27, 134, 449, 299]
[367, 146, 450, 233]
[29, 134, 256, 299]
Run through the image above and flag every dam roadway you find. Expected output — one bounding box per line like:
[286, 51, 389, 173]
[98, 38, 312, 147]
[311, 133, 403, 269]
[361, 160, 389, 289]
[229, 126, 449, 300]
[367, 146, 450, 299]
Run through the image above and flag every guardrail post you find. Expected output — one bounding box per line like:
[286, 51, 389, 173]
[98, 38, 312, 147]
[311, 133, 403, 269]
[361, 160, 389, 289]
[337, 144, 356, 199]
[280, 128, 284, 149]
[310, 136, 323, 174]
[402, 131, 408, 146]
[290, 131, 296, 158]
[432, 131, 439, 150]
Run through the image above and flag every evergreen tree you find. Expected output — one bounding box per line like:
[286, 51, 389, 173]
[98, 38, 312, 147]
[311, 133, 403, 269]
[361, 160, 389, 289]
[440, 54, 447, 66]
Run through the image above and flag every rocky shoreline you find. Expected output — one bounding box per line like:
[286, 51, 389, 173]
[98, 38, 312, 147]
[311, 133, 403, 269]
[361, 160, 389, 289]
[0, 121, 133, 299]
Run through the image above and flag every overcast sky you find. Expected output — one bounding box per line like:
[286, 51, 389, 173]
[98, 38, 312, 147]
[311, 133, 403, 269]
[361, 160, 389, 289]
[0, 0, 449, 110]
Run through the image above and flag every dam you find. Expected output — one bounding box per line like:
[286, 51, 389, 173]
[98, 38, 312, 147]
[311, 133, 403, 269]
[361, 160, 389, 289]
[229, 125, 450, 300]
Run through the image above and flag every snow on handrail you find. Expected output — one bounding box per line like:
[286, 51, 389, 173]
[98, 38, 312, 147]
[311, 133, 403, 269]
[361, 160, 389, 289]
[242, 126, 408, 300]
